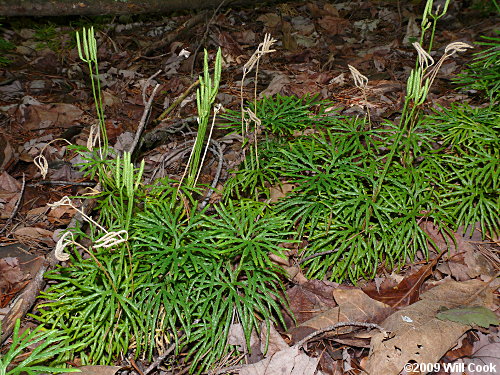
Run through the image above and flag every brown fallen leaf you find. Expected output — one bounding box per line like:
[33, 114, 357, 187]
[0, 171, 21, 192]
[317, 16, 350, 35]
[0, 132, 14, 170]
[281, 21, 298, 52]
[422, 222, 498, 282]
[18, 102, 83, 130]
[284, 280, 340, 328]
[0, 257, 27, 308]
[288, 288, 394, 343]
[47, 205, 77, 225]
[363, 264, 435, 307]
[364, 279, 494, 375]
[260, 73, 291, 97]
[0, 191, 19, 220]
[14, 227, 54, 245]
[256, 13, 281, 28]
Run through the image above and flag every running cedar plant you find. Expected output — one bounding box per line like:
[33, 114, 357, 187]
[32, 153, 148, 365]
[221, 94, 342, 137]
[221, 137, 284, 201]
[455, 30, 500, 104]
[421, 103, 500, 238]
[221, 95, 345, 201]
[131, 198, 294, 373]
[220, 0, 497, 281]
[270, 120, 442, 281]
[0, 319, 79, 375]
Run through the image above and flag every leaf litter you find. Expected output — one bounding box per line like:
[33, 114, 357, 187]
[0, 0, 499, 373]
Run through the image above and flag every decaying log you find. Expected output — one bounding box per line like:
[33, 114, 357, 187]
[0, 0, 262, 17]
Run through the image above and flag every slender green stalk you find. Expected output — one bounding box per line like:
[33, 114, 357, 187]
[181, 48, 222, 189]
[419, 0, 450, 52]
[76, 27, 108, 153]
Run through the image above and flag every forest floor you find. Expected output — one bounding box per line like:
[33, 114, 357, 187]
[0, 1, 499, 374]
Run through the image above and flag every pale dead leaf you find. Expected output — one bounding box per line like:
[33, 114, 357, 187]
[330, 72, 346, 85]
[261, 322, 289, 356]
[353, 19, 380, 39]
[438, 261, 472, 281]
[62, 365, 121, 375]
[102, 90, 122, 108]
[464, 247, 497, 279]
[164, 52, 186, 77]
[26, 206, 48, 217]
[228, 323, 259, 353]
[239, 346, 322, 375]
[422, 222, 497, 280]
[295, 34, 317, 48]
[0, 80, 23, 101]
[50, 164, 84, 182]
[439, 61, 459, 77]
[403, 14, 420, 45]
[365, 280, 494, 375]
[233, 30, 256, 45]
[269, 183, 295, 203]
[228, 322, 263, 364]
[260, 74, 291, 98]
[291, 16, 315, 36]
[114, 132, 135, 153]
[342, 347, 353, 371]
[462, 332, 500, 375]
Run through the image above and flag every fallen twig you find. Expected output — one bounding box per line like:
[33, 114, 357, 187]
[148, 136, 224, 206]
[190, 0, 227, 77]
[296, 322, 385, 349]
[143, 341, 178, 375]
[298, 248, 340, 265]
[141, 117, 196, 151]
[129, 70, 162, 156]
[155, 80, 200, 123]
[27, 180, 97, 187]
